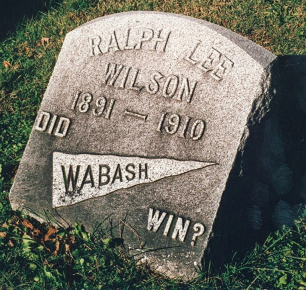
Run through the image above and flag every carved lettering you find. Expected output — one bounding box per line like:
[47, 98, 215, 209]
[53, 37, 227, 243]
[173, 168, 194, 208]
[35, 111, 71, 138]
[119, 66, 131, 89]
[165, 113, 180, 135]
[139, 163, 148, 179]
[184, 43, 234, 81]
[89, 36, 102, 56]
[178, 116, 191, 139]
[210, 56, 234, 81]
[103, 63, 198, 103]
[124, 28, 134, 50]
[107, 31, 120, 53]
[176, 77, 197, 103]
[112, 164, 123, 184]
[61, 162, 149, 192]
[125, 163, 136, 181]
[153, 29, 171, 52]
[80, 165, 94, 190]
[71, 91, 115, 119]
[184, 40, 201, 65]
[99, 165, 110, 186]
[127, 68, 142, 91]
[103, 63, 143, 91]
[147, 208, 205, 245]
[190, 119, 205, 141]
[54, 117, 71, 138]
[171, 217, 190, 242]
[105, 63, 124, 86]
[47, 114, 58, 135]
[61, 165, 80, 192]
[146, 71, 163, 94]
[163, 214, 174, 236]
[157, 112, 206, 141]
[93, 96, 106, 117]
[90, 28, 171, 55]
[135, 28, 154, 50]
[147, 208, 167, 232]
[163, 75, 179, 98]
[198, 48, 221, 72]
[35, 111, 50, 132]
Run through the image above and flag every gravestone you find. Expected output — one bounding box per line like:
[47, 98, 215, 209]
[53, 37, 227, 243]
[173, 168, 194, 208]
[9, 12, 277, 279]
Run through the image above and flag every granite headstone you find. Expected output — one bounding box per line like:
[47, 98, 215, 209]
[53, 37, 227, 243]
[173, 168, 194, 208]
[10, 12, 277, 279]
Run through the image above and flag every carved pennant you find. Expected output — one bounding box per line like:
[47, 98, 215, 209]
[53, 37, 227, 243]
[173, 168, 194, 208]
[52, 152, 216, 207]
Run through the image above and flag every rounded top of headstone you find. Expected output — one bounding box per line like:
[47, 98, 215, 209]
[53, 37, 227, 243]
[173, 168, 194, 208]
[74, 11, 276, 67]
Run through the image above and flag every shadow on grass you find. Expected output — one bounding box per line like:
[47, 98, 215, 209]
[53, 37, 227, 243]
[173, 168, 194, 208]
[0, 0, 62, 41]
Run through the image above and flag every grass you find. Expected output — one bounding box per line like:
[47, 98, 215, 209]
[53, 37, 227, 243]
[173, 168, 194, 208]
[0, 0, 306, 288]
[0, 188, 305, 289]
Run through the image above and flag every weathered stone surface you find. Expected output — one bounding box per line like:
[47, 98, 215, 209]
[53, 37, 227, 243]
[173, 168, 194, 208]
[10, 12, 277, 279]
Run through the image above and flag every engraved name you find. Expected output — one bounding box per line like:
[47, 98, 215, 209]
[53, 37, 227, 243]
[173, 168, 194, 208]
[90, 28, 171, 56]
[184, 42, 234, 81]
[103, 63, 198, 103]
[147, 208, 205, 246]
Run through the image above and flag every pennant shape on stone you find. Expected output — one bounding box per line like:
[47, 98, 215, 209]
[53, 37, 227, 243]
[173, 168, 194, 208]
[52, 152, 216, 207]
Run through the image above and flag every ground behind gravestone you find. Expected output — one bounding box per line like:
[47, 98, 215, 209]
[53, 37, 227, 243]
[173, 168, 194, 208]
[0, 0, 60, 41]
[0, 0, 306, 288]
